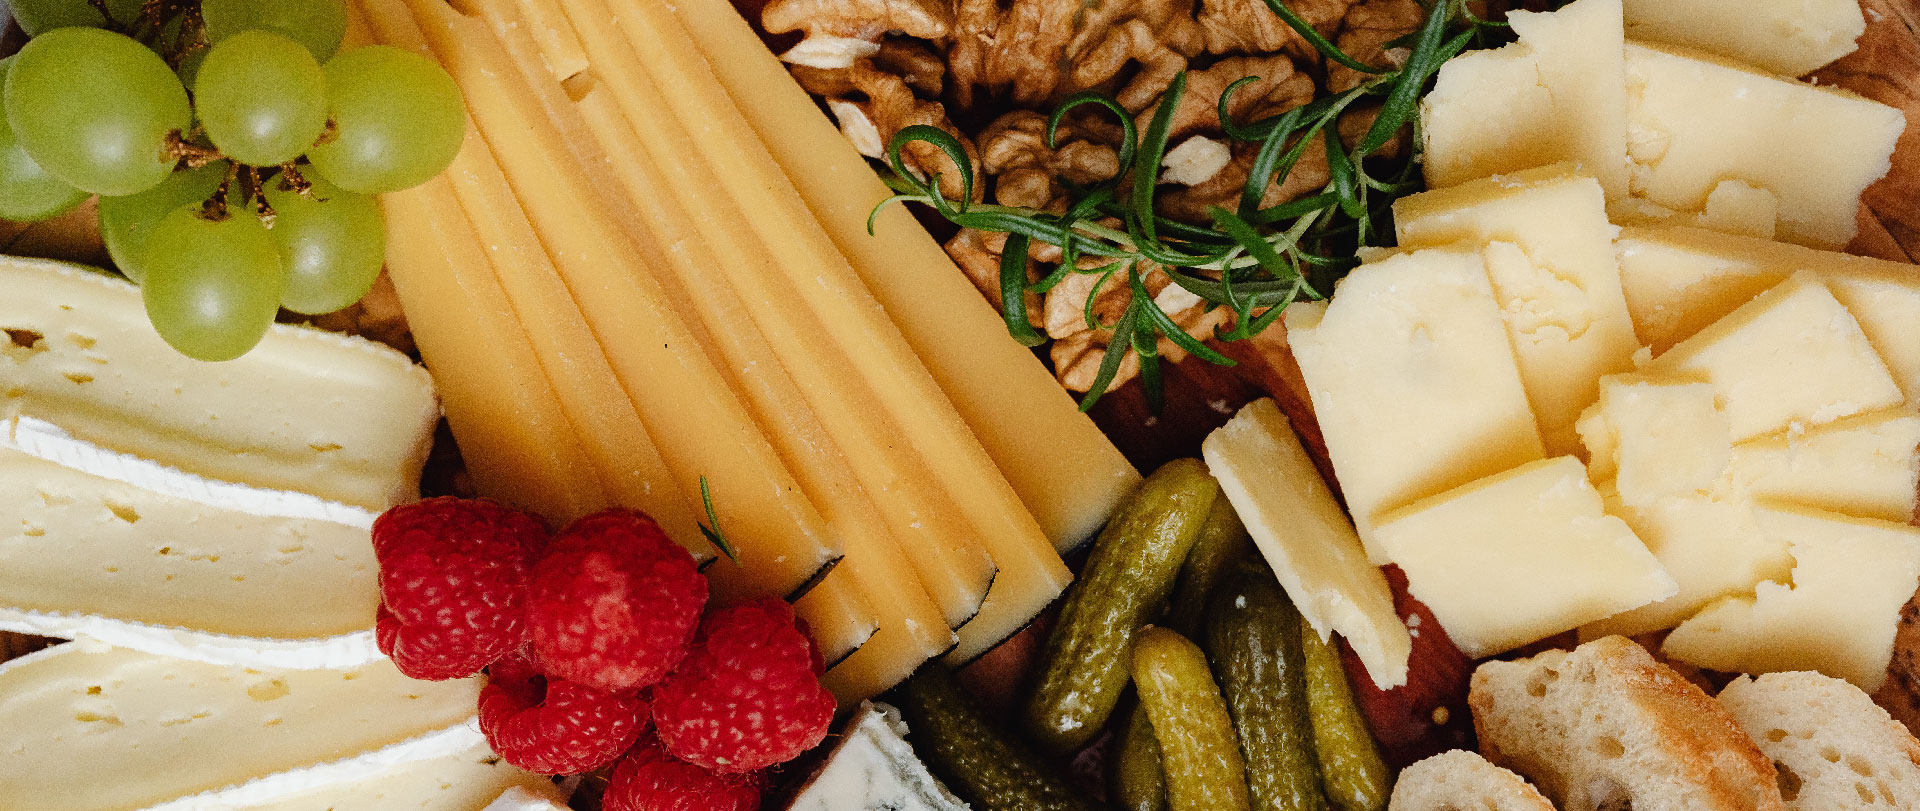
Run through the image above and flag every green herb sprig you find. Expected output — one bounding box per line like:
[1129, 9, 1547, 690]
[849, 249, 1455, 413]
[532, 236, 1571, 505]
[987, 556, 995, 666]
[876, 0, 1497, 411]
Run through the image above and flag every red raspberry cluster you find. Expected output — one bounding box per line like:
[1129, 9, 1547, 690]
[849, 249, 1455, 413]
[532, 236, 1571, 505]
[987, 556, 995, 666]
[371, 498, 836, 809]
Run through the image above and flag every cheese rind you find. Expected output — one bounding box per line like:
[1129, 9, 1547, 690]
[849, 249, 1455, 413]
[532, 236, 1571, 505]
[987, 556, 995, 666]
[229, 737, 559, 811]
[0, 645, 482, 811]
[1420, 0, 1627, 196]
[1374, 456, 1676, 659]
[1623, 42, 1904, 249]
[1285, 246, 1545, 560]
[1663, 504, 1920, 691]
[1621, 0, 1865, 77]
[0, 257, 437, 512]
[1202, 398, 1410, 688]
[1647, 271, 1903, 442]
[1729, 409, 1920, 524]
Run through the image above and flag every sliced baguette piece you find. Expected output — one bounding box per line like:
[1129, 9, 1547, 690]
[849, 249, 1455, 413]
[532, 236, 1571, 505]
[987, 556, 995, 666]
[1717, 671, 1920, 809]
[1470, 635, 1786, 811]
[1389, 750, 1556, 811]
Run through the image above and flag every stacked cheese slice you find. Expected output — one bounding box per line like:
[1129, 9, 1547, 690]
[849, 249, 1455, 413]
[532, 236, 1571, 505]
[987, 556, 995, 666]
[0, 257, 560, 809]
[1286, 160, 1920, 690]
[347, 0, 1140, 701]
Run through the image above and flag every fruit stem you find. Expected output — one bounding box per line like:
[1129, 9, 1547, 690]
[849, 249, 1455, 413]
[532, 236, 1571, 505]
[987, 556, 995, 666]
[277, 163, 315, 196]
[199, 163, 239, 222]
[167, 130, 225, 169]
[245, 166, 277, 228]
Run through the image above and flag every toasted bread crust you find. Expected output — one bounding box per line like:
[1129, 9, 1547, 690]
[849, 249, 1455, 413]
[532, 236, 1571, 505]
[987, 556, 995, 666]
[1389, 750, 1555, 811]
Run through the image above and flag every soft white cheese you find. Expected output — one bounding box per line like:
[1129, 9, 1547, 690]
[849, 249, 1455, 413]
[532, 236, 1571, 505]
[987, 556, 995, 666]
[236, 740, 561, 811]
[787, 702, 970, 811]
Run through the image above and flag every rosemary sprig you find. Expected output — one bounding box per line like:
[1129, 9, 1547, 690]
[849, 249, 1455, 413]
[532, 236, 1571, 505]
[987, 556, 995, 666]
[877, 0, 1500, 411]
[696, 475, 738, 564]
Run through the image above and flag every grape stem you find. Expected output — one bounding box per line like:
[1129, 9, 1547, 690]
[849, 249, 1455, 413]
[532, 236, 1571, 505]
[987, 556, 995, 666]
[199, 164, 239, 222]
[277, 163, 314, 196]
[167, 130, 225, 168]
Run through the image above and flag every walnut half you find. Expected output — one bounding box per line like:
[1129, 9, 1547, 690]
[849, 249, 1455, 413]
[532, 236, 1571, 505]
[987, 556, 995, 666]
[765, 0, 952, 69]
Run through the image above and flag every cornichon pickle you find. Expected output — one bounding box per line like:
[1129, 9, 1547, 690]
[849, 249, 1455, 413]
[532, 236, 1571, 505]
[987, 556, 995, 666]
[1203, 567, 1328, 811]
[1112, 702, 1169, 811]
[1167, 495, 1254, 636]
[1299, 619, 1390, 811]
[1132, 626, 1252, 811]
[1023, 458, 1221, 755]
[895, 666, 1102, 811]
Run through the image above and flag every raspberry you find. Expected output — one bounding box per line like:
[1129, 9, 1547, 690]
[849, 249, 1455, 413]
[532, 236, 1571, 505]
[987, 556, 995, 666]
[602, 734, 765, 811]
[479, 648, 647, 775]
[373, 497, 548, 680]
[650, 598, 836, 773]
[527, 510, 707, 693]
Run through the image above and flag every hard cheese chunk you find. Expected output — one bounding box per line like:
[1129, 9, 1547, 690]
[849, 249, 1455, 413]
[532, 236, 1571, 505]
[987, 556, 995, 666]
[1202, 398, 1411, 689]
[1606, 179, 1780, 241]
[1622, 0, 1865, 77]
[0, 257, 438, 512]
[1615, 225, 1920, 399]
[1624, 42, 1903, 250]
[1373, 456, 1676, 658]
[0, 645, 480, 811]
[1286, 246, 1545, 561]
[1647, 271, 1903, 442]
[1581, 485, 1789, 639]
[238, 739, 559, 811]
[1421, 0, 1627, 196]
[1393, 167, 1639, 453]
[1575, 375, 1731, 507]
[1664, 504, 1920, 691]
[787, 702, 969, 811]
[0, 447, 377, 644]
[1730, 409, 1920, 524]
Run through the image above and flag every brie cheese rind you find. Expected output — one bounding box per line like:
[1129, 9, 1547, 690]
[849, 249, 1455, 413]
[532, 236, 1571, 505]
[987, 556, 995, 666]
[226, 737, 562, 811]
[0, 644, 482, 811]
[0, 256, 440, 512]
[480, 787, 575, 811]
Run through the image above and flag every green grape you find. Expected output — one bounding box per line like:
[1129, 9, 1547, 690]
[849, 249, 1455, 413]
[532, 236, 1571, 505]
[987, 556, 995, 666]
[140, 201, 287, 362]
[196, 31, 328, 167]
[175, 48, 210, 89]
[204, 0, 348, 62]
[264, 174, 384, 315]
[98, 160, 230, 283]
[5, 28, 191, 196]
[306, 46, 465, 195]
[0, 57, 86, 222]
[12, 0, 143, 36]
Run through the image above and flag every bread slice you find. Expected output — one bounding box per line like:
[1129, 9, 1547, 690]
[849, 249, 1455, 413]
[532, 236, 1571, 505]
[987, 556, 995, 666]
[1717, 671, 1920, 808]
[1470, 635, 1786, 811]
[1389, 750, 1556, 811]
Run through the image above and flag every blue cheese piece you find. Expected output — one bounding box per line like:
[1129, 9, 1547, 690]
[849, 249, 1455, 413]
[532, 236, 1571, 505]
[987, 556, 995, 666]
[787, 701, 970, 811]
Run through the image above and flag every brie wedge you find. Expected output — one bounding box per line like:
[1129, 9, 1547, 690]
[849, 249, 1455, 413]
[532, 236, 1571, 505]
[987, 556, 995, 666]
[234, 738, 562, 811]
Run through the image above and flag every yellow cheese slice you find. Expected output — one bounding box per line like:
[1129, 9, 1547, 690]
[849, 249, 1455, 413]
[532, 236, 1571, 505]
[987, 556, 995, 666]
[1663, 503, 1920, 691]
[1373, 456, 1676, 659]
[1581, 482, 1789, 640]
[1393, 167, 1639, 454]
[1646, 270, 1904, 442]
[594, 0, 1068, 663]
[507, 0, 587, 79]
[1202, 399, 1409, 689]
[1284, 246, 1546, 561]
[1574, 374, 1731, 508]
[366, 0, 840, 600]
[1621, 0, 1865, 77]
[1729, 409, 1920, 524]
[669, 0, 1141, 553]
[790, 570, 882, 672]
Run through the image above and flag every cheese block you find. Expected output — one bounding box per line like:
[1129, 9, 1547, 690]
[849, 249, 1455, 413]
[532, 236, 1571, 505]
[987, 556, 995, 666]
[1421, 0, 1628, 196]
[0, 644, 482, 811]
[0, 257, 437, 512]
[236, 739, 560, 811]
[1729, 409, 1920, 524]
[1606, 179, 1780, 241]
[787, 702, 970, 811]
[1392, 167, 1639, 453]
[1647, 271, 1903, 442]
[0, 440, 382, 668]
[1201, 399, 1410, 688]
[1623, 41, 1904, 250]
[1285, 246, 1545, 560]
[669, 0, 1140, 554]
[1621, 0, 1865, 77]
[1373, 456, 1676, 659]
[1574, 375, 1731, 508]
[1664, 503, 1920, 691]
[1614, 225, 1920, 399]
[1580, 485, 1789, 639]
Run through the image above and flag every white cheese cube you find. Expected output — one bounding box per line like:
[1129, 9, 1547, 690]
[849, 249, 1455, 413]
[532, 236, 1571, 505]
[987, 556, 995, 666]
[1622, 0, 1865, 77]
[0, 645, 481, 811]
[238, 742, 560, 811]
[1374, 456, 1676, 658]
[1730, 409, 1920, 524]
[1664, 503, 1920, 691]
[1647, 271, 1903, 442]
[787, 702, 970, 811]
[1581, 485, 1790, 639]
[1624, 42, 1904, 250]
[1202, 399, 1411, 688]
[1574, 375, 1731, 507]
[1286, 247, 1545, 561]
[1393, 167, 1639, 454]
[1421, 0, 1628, 196]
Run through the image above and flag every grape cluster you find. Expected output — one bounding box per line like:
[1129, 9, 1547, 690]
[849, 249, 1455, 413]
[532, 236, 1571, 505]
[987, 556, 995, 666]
[0, 0, 465, 361]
